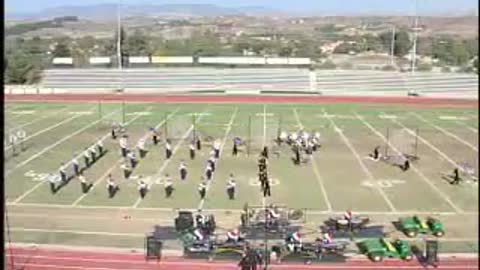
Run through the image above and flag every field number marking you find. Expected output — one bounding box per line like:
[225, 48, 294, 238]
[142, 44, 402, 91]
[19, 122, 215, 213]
[362, 179, 406, 189]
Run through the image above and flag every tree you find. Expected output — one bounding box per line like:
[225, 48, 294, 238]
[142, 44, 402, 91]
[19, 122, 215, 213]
[393, 31, 411, 57]
[278, 46, 293, 57]
[52, 41, 71, 57]
[379, 30, 412, 57]
[5, 51, 42, 84]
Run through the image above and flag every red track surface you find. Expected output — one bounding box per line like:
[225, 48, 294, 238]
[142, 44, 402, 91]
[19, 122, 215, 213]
[5, 246, 479, 270]
[4, 94, 478, 108]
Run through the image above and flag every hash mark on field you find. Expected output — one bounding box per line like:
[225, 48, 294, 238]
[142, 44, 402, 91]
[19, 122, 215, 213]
[439, 116, 468, 121]
[355, 112, 463, 213]
[11, 110, 35, 115]
[293, 108, 332, 212]
[5, 110, 93, 151]
[198, 107, 238, 210]
[71, 107, 169, 206]
[132, 109, 209, 208]
[412, 112, 478, 152]
[378, 114, 398, 119]
[323, 109, 396, 212]
[6, 109, 120, 178]
[12, 108, 153, 205]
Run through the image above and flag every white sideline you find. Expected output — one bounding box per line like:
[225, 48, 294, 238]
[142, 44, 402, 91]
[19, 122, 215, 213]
[6, 201, 479, 215]
[70, 106, 174, 206]
[355, 112, 463, 214]
[131, 109, 209, 208]
[322, 109, 397, 212]
[197, 107, 238, 210]
[293, 108, 333, 212]
[412, 112, 478, 152]
[5, 109, 120, 177]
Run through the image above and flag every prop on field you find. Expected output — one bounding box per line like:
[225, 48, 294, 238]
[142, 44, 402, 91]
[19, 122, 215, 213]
[380, 128, 419, 168]
[457, 162, 478, 182]
[4, 128, 27, 159]
[272, 231, 349, 263]
[395, 216, 444, 238]
[357, 238, 413, 262]
[240, 203, 306, 234]
[321, 212, 370, 235]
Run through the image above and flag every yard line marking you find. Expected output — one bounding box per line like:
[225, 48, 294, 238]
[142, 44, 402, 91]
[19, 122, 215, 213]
[5, 110, 120, 177]
[322, 109, 396, 212]
[8, 212, 173, 222]
[293, 108, 333, 212]
[355, 112, 463, 213]
[454, 120, 478, 134]
[11, 108, 153, 205]
[6, 107, 70, 132]
[71, 107, 178, 206]
[198, 107, 238, 210]
[11, 108, 148, 205]
[4, 110, 93, 151]
[412, 112, 478, 152]
[132, 109, 209, 208]
[387, 115, 462, 169]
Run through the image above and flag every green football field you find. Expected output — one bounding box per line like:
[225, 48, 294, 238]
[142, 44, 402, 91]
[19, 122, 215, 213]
[4, 101, 479, 252]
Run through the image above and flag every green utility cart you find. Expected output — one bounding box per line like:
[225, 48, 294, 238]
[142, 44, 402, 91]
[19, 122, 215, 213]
[398, 216, 444, 238]
[357, 238, 413, 262]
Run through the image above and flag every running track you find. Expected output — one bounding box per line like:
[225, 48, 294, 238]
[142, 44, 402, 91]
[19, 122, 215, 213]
[5, 93, 478, 269]
[4, 94, 478, 108]
[5, 246, 479, 270]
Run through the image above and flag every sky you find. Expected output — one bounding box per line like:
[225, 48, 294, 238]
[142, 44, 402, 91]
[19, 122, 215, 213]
[6, 0, 479, 15]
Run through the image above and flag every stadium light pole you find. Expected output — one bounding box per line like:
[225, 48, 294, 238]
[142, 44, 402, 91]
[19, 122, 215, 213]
[410, 0, 419, 75]
[390, 26, 395, 66]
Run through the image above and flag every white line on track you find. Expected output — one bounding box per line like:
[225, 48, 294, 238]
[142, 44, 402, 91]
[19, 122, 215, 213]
[412, 112, 478, 152]
[322, 109, 397, 212]
[131, 109, 209, 208]
[5, 110, 92, 151]
[70, 107, 175, 206]
[198, 107, 238, 210]
[355, 112, 463, 213]
[293, 108, 333, 212]
[5, 110, 120, 178]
